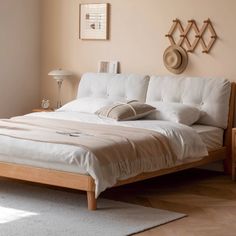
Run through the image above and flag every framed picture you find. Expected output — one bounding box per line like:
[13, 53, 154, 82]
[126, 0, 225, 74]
[98, 61, 119, 73]
[79, 3, 109, 40]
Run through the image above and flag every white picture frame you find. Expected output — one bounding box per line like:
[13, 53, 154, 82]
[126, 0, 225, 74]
[98, 61, 119, 73]
[79, 3, 108, 40]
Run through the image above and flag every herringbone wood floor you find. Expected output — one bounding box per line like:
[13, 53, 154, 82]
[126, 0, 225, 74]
[102, 169, 236, 236]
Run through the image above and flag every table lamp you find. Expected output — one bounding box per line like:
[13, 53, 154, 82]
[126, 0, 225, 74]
[48, 69, 73, 108]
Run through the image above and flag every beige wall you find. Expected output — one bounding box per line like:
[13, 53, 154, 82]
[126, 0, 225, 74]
[0, 0, 40, 117]
[41, 0, 236, 107]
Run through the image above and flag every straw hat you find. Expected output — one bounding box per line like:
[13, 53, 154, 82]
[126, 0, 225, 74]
[163, 45, 188, 74]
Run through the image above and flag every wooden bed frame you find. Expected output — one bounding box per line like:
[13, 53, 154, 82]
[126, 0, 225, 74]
[0, 83, 235, 210]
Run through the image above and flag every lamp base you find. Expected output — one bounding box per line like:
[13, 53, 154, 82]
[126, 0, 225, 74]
[56, 101, 62, 109]
[56, 79, 63, 109]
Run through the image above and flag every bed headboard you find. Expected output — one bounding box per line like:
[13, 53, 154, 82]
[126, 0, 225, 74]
[77, 73, 150, 102]
[146, 76, 231, 129]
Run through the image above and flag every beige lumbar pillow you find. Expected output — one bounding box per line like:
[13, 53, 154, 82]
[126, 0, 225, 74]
[95, 100, 156, 121]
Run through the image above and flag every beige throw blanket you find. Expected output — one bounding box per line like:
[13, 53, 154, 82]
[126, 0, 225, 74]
[0, 116, 176, 196]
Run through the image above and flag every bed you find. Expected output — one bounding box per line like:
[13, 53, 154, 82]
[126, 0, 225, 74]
[0, 73, 234, 210]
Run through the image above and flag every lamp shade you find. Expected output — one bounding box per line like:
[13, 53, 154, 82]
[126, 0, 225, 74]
[48, 69, 73, 81]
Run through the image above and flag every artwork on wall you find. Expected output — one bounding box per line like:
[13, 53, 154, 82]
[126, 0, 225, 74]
[98, 61, 119, 73]
[79, 3, 109, 40]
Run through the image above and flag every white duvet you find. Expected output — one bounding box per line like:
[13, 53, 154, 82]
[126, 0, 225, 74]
[0, 111, 208, 197]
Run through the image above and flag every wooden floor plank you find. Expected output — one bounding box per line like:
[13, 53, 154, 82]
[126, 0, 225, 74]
[102, 169, 236, 236]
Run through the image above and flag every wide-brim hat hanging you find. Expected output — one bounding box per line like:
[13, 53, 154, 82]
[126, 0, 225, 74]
[163, 45, 188, 74]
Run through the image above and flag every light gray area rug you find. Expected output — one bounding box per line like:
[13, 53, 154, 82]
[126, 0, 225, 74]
[0, 180, 185, 236]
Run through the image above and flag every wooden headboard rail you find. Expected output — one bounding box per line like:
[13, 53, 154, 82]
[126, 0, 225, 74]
[224, 82, 236, 173]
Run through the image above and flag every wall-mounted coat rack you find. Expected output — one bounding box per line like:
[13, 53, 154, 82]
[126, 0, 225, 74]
[165, 18, 217, 53]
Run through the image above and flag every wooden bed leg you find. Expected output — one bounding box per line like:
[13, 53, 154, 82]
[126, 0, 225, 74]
[87, 191, 97, 210]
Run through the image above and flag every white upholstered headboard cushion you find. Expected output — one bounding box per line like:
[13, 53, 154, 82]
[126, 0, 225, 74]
[77, 73, 150, 102]
[146, 76, 231, 129]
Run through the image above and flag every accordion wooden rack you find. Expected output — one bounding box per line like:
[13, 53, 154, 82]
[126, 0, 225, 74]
[165, 18, 217, 53]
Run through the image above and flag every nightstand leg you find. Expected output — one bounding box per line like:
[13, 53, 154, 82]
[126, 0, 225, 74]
[232, 162, 235, 181]
[232, 130, 236, 181]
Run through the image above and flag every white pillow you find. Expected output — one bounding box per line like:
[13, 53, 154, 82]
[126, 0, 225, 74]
[57, 98, 115, 113]
[145, 102, 201, 126]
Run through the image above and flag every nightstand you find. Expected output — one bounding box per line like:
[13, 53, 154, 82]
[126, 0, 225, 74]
[32, 108, 54, 112]
[232, 128, 236, 180]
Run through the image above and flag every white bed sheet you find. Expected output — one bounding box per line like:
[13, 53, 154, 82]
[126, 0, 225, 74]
[191, 124, 224, 151]
[0, 111, 208, 197]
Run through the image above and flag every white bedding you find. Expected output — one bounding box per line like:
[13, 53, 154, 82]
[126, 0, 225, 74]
[191, 125, 224, 151]
[0, 111, 208, 197]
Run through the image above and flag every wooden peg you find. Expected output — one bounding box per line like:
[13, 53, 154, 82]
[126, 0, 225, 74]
[204, 19, 210, 23]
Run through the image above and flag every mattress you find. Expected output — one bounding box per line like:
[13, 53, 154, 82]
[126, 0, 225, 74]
[0, 112, 210, 196]
[191, 124, 224, 151]
[0, 125, 219, 174]
[0, 113, 215, 173]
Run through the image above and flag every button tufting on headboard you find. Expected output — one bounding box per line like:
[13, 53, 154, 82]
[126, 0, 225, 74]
[146, 76, 231, 129]
[77, 73, 150, 103]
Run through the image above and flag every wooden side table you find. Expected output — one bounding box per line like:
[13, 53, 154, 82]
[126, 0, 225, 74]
[32, 108, 54, 112]
[232, 128, 236, 180]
